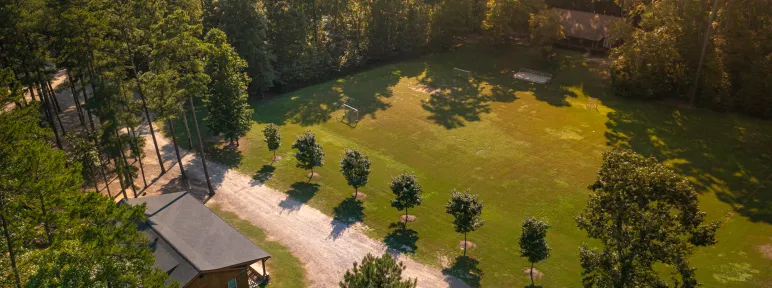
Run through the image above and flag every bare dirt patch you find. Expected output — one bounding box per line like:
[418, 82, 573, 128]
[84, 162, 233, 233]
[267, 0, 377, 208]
[523, 267, 544, 279]
[352, 192, 367, 200]
[758, 244, 772, 260]
[458, 240, 476, 250]
[307, 172, 321, 179]
[400, 215, 417, 223]
[272, 155, 283, 162]
[408, 83, 442, 95]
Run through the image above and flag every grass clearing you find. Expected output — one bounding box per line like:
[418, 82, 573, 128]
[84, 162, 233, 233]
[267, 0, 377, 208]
[209, 204, 306, 288]
[171, 44, 772, 287]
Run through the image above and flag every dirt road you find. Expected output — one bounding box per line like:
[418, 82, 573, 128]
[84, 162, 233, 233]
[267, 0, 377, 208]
[141, 130, 468, 288]
[46, 70, 467, 288]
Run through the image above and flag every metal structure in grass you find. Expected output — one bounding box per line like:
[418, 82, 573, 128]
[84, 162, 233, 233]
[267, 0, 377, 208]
[453, 68, 472, 84]
[514, 68, 553, 84]
[340, 103, 359, 127]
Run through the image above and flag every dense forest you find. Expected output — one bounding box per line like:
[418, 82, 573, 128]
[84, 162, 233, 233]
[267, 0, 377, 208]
[0, 0, 770, 286]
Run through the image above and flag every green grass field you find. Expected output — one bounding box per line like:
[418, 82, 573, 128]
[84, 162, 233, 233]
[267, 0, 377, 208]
[209, 204, 306, 288]
[172, 45, 772, 287]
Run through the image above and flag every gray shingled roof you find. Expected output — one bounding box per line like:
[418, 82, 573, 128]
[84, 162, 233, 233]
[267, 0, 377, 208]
[554, 8, 622, 41]
[126, 192, 270, 286]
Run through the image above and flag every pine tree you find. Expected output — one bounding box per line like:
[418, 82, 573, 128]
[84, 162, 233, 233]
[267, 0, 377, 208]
[340, 253, 417, 288]
[204, 28, 254, 146]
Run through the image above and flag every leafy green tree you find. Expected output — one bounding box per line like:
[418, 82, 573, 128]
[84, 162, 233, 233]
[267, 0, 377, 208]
[340, 148, 371, 198]
[262, 123, 281, 162]
[204, 28, 254, 146]
[264, 0, 311, 88]
[519, 217, 550, 286]
[206, 0, 276, 96]
[25, 192, 176, 287]
[529, 8, 565, 59]
[445, 189, 484, 256]
[390, 172, 423, 229]
[339, 253, 417, 288]
[576, 149, 720, 288]
[483, 0, 544, 44]
[292, 131, 325, 182]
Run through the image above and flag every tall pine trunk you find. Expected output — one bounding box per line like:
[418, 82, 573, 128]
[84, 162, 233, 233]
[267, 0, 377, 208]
[46, 80, 62, 113]
[36, 72, 63, 149]
[181, 112, 193, 149]
[168, 119, 187, 179]
[114, 129, 137, 198]
[129, 59, 166, 174]
[79, 73, 97, 132]
[66, 70, 85, 126]
[39, 194, 52, 245]
[690, 0, 720, 105]
[0, 197, 22, 288]
[114, 155, 128, 200]
[188, 96, 215, 196]
[128, 126, 147, 189]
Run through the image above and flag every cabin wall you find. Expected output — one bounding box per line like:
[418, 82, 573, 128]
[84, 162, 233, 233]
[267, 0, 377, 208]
[185, 267, 249, 288]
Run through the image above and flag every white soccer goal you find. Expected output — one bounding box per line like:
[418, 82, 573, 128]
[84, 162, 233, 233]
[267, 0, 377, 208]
[340, 103, 359, 124]
[453, 68, 472, 79]
[513, 68, 552, 84]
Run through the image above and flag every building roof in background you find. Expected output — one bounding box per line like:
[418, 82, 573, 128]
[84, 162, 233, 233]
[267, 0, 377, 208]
[554, 8, 622, 41]
[125, 192, 270, 286]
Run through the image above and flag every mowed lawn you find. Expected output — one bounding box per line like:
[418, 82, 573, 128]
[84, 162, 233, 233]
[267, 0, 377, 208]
[170, 45, 772, 287]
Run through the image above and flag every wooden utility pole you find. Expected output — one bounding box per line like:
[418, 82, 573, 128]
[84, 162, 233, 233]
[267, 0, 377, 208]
[689, 0, 721, 105]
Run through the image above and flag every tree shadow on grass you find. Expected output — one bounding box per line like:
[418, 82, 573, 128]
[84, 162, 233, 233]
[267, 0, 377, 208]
[205, 143, 243, 168]
[603, 96, 772, 224]
[250, 165, 276, 185]
[329, 197, 365, 240]
[442, 256, 483, 288]
[278, 182, 319, 213]
[383, 222, 418, 254]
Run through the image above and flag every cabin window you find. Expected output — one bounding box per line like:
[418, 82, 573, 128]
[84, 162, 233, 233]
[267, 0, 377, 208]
[227, 278, 237, 288]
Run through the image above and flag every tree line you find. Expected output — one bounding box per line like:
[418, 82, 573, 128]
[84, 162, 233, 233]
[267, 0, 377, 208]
[610, 0, 772, 118]
[269, 127, 721, 287]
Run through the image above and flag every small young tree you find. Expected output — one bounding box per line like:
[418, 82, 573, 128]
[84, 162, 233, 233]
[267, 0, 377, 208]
[340, 253, 417, 288]
[390, 172, 423, 229]
[292, 131, 324, 182]
[519, 217, 550, 287]
[445, 189, 484, 256]
[576, 149, 720, 287]
[339, 148, 371, 198]
[262, 123, 281, 163]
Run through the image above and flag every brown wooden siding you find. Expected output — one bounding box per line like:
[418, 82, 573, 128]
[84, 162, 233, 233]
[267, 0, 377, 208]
[185, 268, 249, 288]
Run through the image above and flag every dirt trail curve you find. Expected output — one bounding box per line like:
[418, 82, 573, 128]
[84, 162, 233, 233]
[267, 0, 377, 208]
[147, 133, 468, 288]
[45, 70, 467, 288]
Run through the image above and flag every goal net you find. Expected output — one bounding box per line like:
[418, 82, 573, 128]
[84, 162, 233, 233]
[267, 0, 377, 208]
[340, 104, 359, 124]
[514, 68, 552, 84]
[453, 68, 472, 80]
